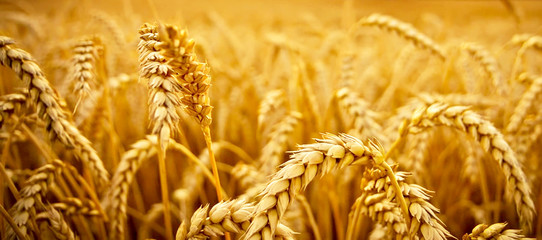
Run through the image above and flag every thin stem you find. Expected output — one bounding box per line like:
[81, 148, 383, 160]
[379, 135, 412, 233]
[297, 195, 322, 240]
[201, 126, 230, 240]
[157, 147, 173, 240]
[0, 204, 28, 240]
[201, 126, 224, 201]
[169, 141, 228, 198]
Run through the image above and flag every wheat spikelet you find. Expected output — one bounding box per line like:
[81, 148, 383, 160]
[5, 160, 65, 239]
[461, 42, 505, 96]
[243, 133, 384, 239]
[35, 207, 76, 240]
[358, 13, 446, 60]
[407, 101, 536, 233]
[180, 199, 294, 240]
[352, 168, 453, 240]
[0, 36, 110, 189]
[259, 111, 302, 175]
[462, 222, 529, 240]
[506, 74, 542, 134]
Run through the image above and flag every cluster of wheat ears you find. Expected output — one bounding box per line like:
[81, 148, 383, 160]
[1, 0, 542, 239]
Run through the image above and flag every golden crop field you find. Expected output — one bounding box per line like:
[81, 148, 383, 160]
[1, 0, 542, 239]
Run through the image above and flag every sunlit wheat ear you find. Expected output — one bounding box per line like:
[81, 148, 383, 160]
[71, 37, 101, 114]
[156, 24, 212, 127]
[243, 133, 383, 239]
[180, 200, 295, 240]
[138, 23, 182, 151]
[352, 168, 453, 240]
[259, 111, 302, 175]
[5, 160, 65, 239]
[462, 223, 528, 240]
[357, 13, 446, 60]
[407, 101, 536, 233]
[460, 42, 506, 96]
[0, 36, 109, 190]
[36, 207, 76, 240]
[506, 74, 542, 134]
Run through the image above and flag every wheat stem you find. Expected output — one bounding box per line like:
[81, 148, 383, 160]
[157, 147, 173, 240]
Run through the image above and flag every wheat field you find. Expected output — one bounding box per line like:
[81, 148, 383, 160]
[1, 0, 542, 239]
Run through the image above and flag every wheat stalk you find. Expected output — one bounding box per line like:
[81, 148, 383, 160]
[0, 36, 110, 189]
[407, 101, 536, 233]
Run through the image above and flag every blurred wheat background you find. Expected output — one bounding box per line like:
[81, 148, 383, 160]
[1, 0, 542, 239]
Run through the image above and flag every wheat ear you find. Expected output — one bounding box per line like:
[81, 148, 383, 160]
[179, 199, 294, 240]
[243, 133, 387, 239]
[35, 207, 76, 240]
[352, 168, 453, 240]
[71, 38, 100, 114]
[336, 87, 390, 147]
[0, 36, 109, 189]
[407, 101, 536, 233]
[259, 111, 302, 175]
[462, 222, 529, 240]
[506, 74, 542, 134]
[461, 42, 506, 96]
[358, 13, 446, 60]
[0, 92, 27, 128]
[156, 25, 225, 217]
